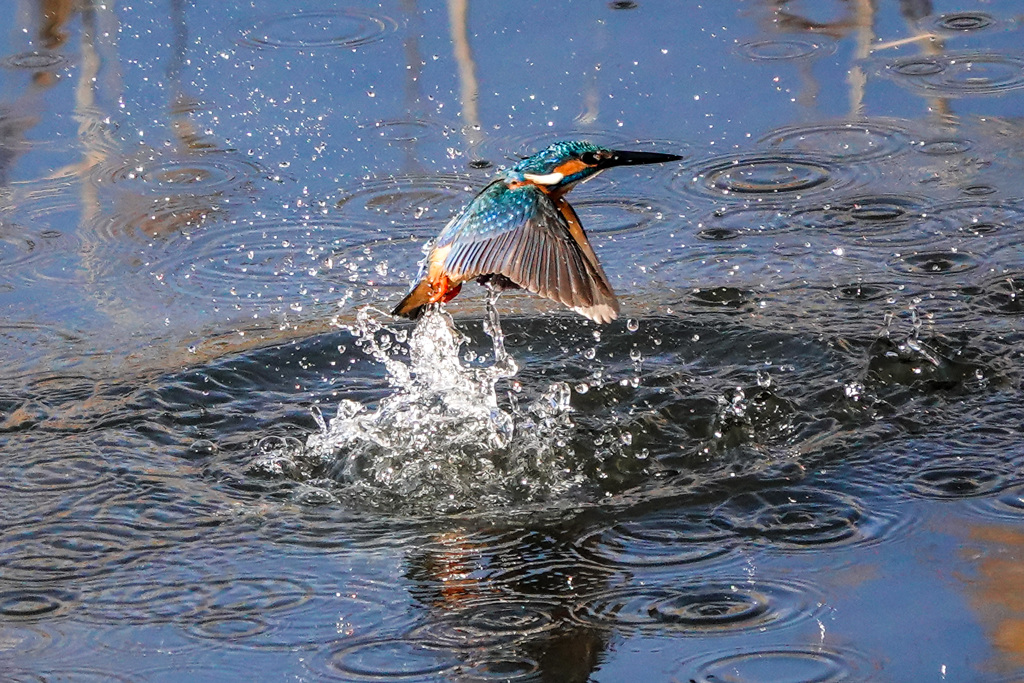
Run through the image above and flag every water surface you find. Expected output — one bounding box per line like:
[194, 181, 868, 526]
[2, 0, 1024, 680]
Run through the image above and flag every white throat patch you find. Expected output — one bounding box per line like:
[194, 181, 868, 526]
[522, 172, 565, 185]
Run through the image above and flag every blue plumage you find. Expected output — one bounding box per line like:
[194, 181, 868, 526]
[392, 140, 682, 323]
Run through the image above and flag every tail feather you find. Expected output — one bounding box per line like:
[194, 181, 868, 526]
[392, 280, 434, 320]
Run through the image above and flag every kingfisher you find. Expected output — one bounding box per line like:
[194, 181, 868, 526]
[392, 140, 682, 323]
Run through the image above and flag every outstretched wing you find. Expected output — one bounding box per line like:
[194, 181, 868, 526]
[437, 181, 619, 322]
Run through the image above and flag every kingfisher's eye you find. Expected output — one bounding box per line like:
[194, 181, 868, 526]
[580, 151, 601, 166]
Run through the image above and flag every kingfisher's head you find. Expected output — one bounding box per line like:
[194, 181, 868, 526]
[506, 140, 682, 192]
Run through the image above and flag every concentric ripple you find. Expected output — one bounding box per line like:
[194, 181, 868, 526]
[157, 216, 375, 302]
[360, 118, 441, 143]
[789, 194, 930, 246]
[917, 139, 972, 156]
[91, 154, 261, 196]
[3, 450, 114, 493]
[81, 576, 312, 624]
[0, 219, 84, 283]
[91, 195, 228, 243]
[833, 281, 894, 302]
[1, 50, 70, 70]
[240, 9, 398, 50]
[0, 589, 75, 621]
[3, 669, 136, 683]
[335, 173, 476, 228]
[572, 579, 820, 635]
[0, 624, 57, 657]
[888, 249, 980, 277]
[683, 645, 871, 683]
[313, 638, 462, 681]
[572, 197, 670, 236]
[680, 154, 851, 202]
[736, 37, 837, 61]
[687, 286, 755, 308]
[694, 205, 793, 240]
[925, 201, 1024, 239]
[882, 52, 1024, 97]
[710, 488, 901, 550]
[906, 456, 1014, 499]
[410, 598, 560, 647]
[0, 524, 150, 583]
[187, 615, 269, 641]
[921, 11, 996, 34]
[573, 509, 736, 568]
[969, 485, 1024, 520]
[760, 120, 912, 162]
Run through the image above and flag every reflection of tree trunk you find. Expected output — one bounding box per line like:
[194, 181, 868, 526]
[448, 0, 483, 155]
[399, 0, 424, 173]
[76, 2, 102, 213]
[847, 0, 874, 117]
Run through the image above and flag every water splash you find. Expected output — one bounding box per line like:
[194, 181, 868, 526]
[298, 295, 584, 513]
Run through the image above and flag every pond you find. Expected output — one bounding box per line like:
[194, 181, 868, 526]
[2, 0, 1024, 680]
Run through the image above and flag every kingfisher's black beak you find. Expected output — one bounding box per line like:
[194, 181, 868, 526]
[607, 150, 684, 167]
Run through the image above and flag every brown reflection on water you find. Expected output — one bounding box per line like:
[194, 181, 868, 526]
[960, 524, 1024, 672]
[38, 0, 75, 50]
[404, 523, 608, 682]
[34, 0, 75, 88]
[447, 0, 483, 156]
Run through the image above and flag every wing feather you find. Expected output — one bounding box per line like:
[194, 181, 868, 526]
[438, 180, 619, 321]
